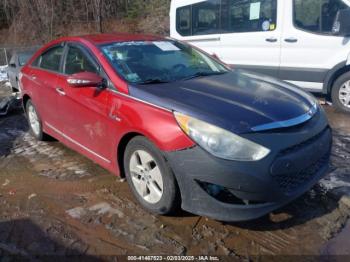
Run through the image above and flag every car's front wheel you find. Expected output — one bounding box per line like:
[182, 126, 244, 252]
[26, 100, 47, 141]
[331, 72, 350, 113]
[124, 136, 180, 215]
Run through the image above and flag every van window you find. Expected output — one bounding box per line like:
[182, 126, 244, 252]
[222, 0, 277, 33]
[177, 6, 192, 36]
[192, 0, 221, 35]
[293, 0, 348, 34]
[175, 0, 277, 36]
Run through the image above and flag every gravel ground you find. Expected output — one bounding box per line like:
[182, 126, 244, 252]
[0, 82, 350, 260]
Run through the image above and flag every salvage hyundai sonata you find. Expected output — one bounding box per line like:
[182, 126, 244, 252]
[20, 34, 332, 221]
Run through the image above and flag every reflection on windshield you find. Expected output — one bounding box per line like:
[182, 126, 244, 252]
[100, 40, 228, 84]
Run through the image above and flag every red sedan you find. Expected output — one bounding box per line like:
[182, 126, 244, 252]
[20, 34, 331, 221]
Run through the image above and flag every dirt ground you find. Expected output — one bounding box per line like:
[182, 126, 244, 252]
[0, 82, 350, 260]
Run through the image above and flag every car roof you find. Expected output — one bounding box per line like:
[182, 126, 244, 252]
[76, 33, 166, 45]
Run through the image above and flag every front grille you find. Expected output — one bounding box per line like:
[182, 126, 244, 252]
[271, 153, 329, 194]
[271, 128, 331, 194]
[280, 128, 328, 155]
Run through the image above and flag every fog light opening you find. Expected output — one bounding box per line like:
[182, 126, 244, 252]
[197, 181, 246, 205]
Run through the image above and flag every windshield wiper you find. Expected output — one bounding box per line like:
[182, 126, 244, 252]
[138, 78, 170, 85]
[182, 71, 227, 81]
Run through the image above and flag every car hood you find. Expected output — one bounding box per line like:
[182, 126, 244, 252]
[128, 70, 318, 134]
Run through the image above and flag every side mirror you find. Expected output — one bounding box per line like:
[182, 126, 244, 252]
[67, 72, 104, 88]
[332, 9, 350, 37]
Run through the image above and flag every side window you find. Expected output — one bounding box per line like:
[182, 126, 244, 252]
[222, 0, 277, 33]
[192, 0, 221, 35]
[65, 46, 99, 75]
[40, 46, 64, 72]
[176, 0, 278, 36]
[177, 6, 192, 36]
[293, 0, 348, 34]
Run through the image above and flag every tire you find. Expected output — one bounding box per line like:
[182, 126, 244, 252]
[123, 136, 180, 215]
[25, 100, 48, 141]
[331, 71, 350, 113]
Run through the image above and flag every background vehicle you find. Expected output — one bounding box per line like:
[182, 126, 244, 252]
[0, 65, 7, 81]
[170, 0, 350, 113]
[7, 50, 36, 92]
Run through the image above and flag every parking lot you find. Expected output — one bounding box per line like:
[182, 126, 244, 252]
[0, 82, 350, 259]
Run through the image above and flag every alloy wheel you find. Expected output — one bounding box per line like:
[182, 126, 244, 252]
[339, 80, 350, 108]
[129, 150, 164, 204]
[28, 104, 40, 136]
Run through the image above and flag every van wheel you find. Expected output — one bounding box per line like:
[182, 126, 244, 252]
[331, 72, 350, 113]
[25, 100, 48, 141]
[123, 136, 180, 215]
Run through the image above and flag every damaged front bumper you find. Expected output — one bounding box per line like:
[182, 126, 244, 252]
[164, 109, 332, 222]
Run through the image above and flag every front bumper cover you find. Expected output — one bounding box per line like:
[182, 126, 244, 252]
[164, 109, 332, 222]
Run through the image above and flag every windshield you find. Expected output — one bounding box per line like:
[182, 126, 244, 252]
[100, 40, 229, 84]
[19, 53, 33, 66]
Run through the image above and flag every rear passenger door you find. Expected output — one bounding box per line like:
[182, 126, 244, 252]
[219, 0, 282, 77]
[29, 44, 65, 130]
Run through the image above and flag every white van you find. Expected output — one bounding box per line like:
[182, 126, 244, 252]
[170, 0, 350, 113]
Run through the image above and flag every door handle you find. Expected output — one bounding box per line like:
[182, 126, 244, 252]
[266, 37, 278, 43]
[284, 38, 298, 43]
[56, 87, 66, 96]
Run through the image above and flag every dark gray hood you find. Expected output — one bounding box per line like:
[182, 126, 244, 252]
[129, 70, 318, 134]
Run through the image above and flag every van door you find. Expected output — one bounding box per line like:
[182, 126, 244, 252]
[280, 0, 350, 91]
[219, 0, 282, 77]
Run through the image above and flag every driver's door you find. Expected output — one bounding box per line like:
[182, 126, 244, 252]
[55, 43, 112, 164]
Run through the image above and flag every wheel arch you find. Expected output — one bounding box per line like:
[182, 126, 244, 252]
[323, 62, 350, 99]
[22, 94, 31, 112]
[117, 132, 144, 178]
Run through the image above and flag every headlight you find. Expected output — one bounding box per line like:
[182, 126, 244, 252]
[174, 112, 270, 161]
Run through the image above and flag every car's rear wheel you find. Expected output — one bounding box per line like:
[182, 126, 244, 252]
[124, 136, 180, 215]
[331, 72, 350, 113]
[26, 100, 47, 141]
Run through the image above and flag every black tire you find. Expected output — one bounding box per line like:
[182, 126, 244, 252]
[331, 71, 350, 113]
[123, 136, 180, 215]
[25, 100, 48, 141]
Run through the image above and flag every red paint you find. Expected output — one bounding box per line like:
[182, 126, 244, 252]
[21, 34, 195, 176]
